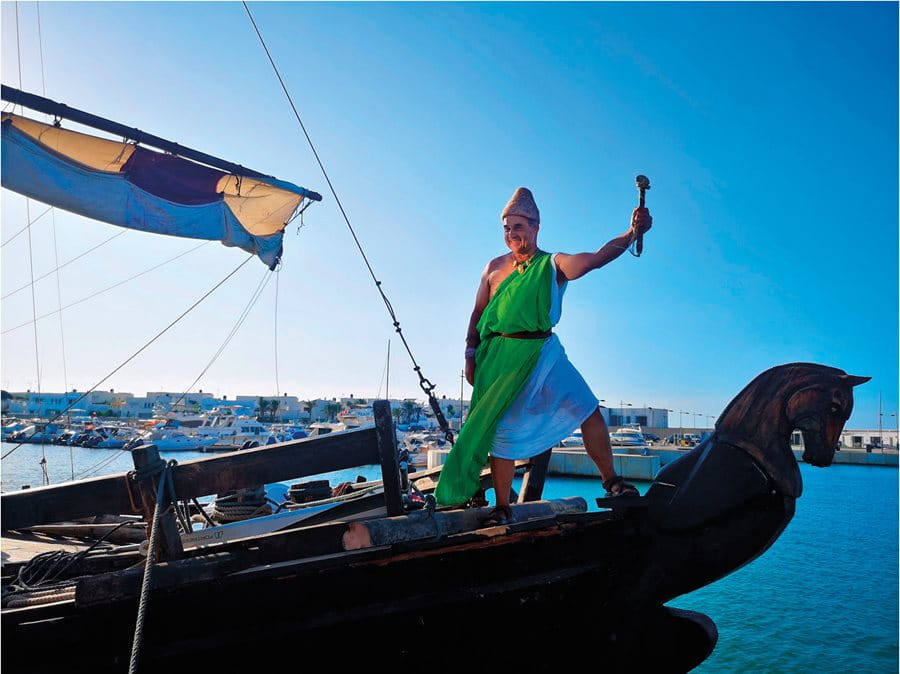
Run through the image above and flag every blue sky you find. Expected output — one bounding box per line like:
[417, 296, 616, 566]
[1, 2, 896, 430]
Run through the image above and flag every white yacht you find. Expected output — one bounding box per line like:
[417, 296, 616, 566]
[1, 420, 30, 439]
[609, 425, 648, 447]
[337, 405, 375, 428]
[402, 431, 448, 468]
[559, 430, 584, 447]
[134, 428, 213, 452]
[155, 402, 208, 428]
[305, 422, 348, 438]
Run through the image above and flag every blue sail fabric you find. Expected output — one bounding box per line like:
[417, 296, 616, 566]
[1, 115, 314, 268]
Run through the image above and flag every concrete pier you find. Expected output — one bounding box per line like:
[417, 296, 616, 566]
[427, 448, 660, 481]
[427, 444, 897, 483]
[654, 446, 898, 468]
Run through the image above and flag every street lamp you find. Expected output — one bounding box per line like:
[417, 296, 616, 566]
[693, 412, 701, 428]
[619, 401, 631, 427]
[706, 414, 714, 428]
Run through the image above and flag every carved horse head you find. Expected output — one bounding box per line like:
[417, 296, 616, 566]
[714, 363, 869, 498]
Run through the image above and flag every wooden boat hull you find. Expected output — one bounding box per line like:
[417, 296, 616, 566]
[3, 507, 716, 673]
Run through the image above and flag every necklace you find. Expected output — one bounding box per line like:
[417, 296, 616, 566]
[513, 250, 540, 274]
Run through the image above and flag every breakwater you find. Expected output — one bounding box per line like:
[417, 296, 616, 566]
[427, 445, 898, 481]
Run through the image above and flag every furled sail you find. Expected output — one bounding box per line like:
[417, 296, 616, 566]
[1, 90, 321, 269]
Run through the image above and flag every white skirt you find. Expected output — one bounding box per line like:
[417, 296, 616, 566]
[490, 334, 598, 460]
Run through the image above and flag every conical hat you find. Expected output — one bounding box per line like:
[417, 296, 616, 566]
[501, 187, 540, 224]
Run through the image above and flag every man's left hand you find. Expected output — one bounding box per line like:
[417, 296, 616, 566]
[631, 207, 652, 235]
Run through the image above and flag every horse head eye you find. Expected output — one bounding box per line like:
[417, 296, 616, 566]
[830, 403, 842, 415]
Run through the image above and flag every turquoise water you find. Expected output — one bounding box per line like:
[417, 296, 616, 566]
[2, 443, 897, 672]
[538, 467, 899, 673]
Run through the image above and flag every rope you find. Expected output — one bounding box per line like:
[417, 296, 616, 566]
[274, 265, 280, 398]
[75, 448, 129, 480]
[285, 482, 383, 509]
[2, 520, 139, 607]
[128, 462, 169, 674]
[169, 265, 272, 411]
[0, 205, 52, 247]
[4, 587, 75, 608]
[2, 240, 210, 335]
[207, 484, 271, 524]
[2, 230, 128, 300]
[1, 255, 253, 461]
[36, 3, 47, 97]
[242, 2, 454, 445]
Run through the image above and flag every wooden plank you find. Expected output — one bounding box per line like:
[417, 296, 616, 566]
[1, 472, 140, 532]
[73, 498, 588, 606]
[1, 532, 93, 567]
[169, 426, 379, 499]
[374, 400, 403, 516]
[518, 448, 552, 503]
[21, 523, 146, 544]
[2, 426, 379, 531]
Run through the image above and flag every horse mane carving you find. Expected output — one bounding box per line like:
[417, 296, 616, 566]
[714, 362, 869, 497]
[635, 362, 869, 612]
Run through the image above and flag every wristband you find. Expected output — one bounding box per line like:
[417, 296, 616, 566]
[465, 347, 477, 358]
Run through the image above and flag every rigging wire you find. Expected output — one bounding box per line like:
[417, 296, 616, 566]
[274, 264, 280, 397]
[241, 2, 454, 442]
[2, 230, 128, 300]
[0, 206, 53, 247]
[2, 240, 211, 335]
[1, 254, 255, 461]
[170, 266, 273, 412]
[16, 1, 47, 482]
[35, 0, 73, 479]
[75, 448, 129, 480]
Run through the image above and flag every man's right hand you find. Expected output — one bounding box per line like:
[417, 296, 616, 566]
[631, 207, 652, 235]
[465, 357, 476, 386]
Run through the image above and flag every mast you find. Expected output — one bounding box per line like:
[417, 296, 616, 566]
[1, 85, 321, 200]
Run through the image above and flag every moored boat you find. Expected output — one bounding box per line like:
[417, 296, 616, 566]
[0, 366, 870, 673]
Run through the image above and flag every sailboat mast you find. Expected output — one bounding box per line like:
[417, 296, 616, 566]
[385, 340, 390, 401]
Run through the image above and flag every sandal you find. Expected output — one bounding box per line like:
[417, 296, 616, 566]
[603, 475, 639, 498]
[480, 504, 512, 526]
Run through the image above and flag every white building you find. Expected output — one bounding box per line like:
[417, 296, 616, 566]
[607, 406, 670, 428]
[839, 429, 898, 450]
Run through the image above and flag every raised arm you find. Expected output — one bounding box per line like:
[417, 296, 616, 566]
[555, 207, 652, 282]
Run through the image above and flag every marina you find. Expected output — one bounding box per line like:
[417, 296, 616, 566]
[1, 365, 891, 673]
[1, 3, 896, 673]
[1, 434, 896, 674]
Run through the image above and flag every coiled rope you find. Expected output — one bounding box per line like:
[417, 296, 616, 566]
[2, 520, 139, 608]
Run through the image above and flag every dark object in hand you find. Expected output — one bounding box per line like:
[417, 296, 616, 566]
[635, 174, 651, 255]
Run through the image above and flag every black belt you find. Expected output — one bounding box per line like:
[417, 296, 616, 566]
[496, 330, 552, 340]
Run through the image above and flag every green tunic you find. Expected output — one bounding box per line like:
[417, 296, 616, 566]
[434, 251, 553, 505]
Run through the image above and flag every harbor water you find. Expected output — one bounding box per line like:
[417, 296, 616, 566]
[2, 442, 897, 672]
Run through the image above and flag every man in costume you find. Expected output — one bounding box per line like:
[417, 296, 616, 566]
[434, 187, 653, 523]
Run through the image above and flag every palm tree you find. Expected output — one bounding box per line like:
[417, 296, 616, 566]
[257, 397, 267, 421]
[324, 403, 341, 422]
[302, 400, 316, 422]
[401, 400, 416, 424]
